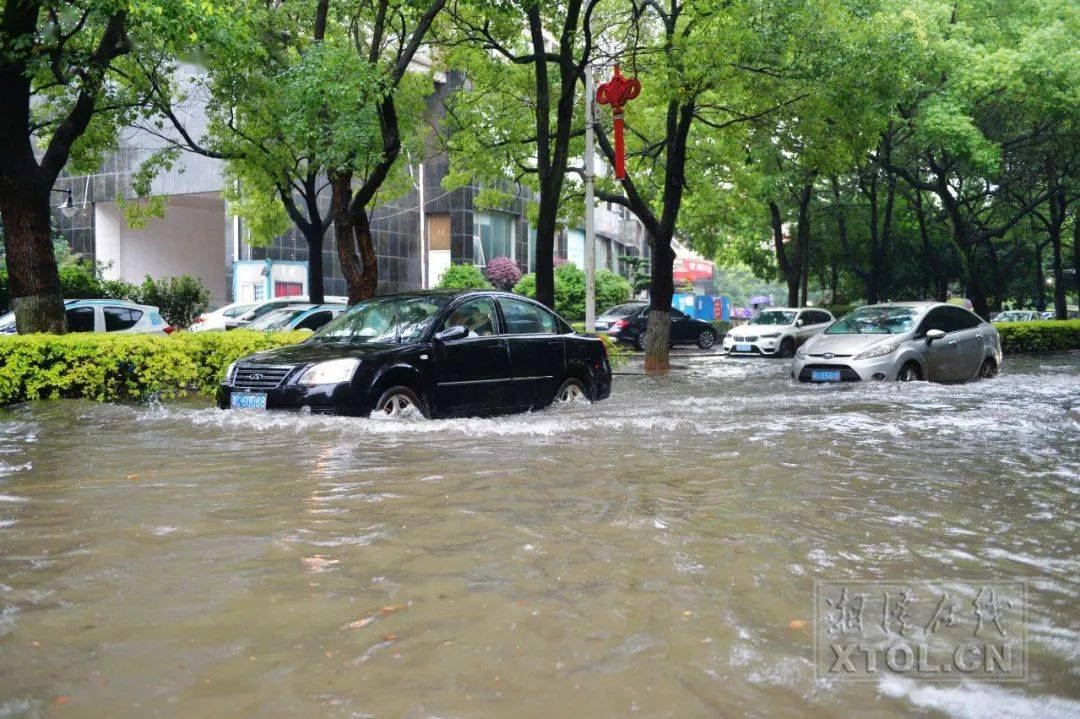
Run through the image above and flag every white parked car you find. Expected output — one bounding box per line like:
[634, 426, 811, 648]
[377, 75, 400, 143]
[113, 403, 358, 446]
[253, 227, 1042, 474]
[0, 299, 171, 335]
[723, 307, 834, 357]
[190, 296, 349, 332]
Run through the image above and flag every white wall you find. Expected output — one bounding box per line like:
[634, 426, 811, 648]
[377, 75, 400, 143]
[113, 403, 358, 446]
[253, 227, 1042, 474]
[95, 194, 227, 306]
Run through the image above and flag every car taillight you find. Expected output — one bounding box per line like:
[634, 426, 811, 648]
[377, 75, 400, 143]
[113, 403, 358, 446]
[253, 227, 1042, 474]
[163, 326, 175, 334]
[612, 319, 628, 331]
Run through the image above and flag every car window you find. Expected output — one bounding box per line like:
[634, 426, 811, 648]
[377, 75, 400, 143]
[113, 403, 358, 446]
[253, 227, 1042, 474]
[671, 308, 688, 320]
[536, 306, 558, 334]
[813, 311, 831, 324]
[66, 306, 95, 332]
[945, 306, 981, 330]
[827, 306, 917, 335]
[917, 308, 950, 335]
[498, 297, 545, 334]
[603, 303, 645, 317]
[295, 311, 333, 331]
[444, 298, 498, 337]
[223, 304, 255, 318]
[104, 307, 142, 332]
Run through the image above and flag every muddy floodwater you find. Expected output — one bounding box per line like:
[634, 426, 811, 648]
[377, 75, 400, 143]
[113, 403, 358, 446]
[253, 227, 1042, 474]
[1, 353, 1078, 718]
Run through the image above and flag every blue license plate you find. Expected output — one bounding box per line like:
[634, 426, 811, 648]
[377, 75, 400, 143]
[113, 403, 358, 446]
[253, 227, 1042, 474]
[230, 392, 267, 410]
[811, 369, 842, 382]
[736, 343, 752, 352]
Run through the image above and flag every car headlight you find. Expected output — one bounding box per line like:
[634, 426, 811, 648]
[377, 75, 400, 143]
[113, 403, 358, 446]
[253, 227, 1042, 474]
[225, 360, 238, 383]
[760, 332, 781, 338]
[298, 358, 360, 385]
[795, 346, 809, 359]
[854, 342, 901, 360]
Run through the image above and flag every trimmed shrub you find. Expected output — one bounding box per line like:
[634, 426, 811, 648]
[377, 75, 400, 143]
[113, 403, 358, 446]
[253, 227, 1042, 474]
[0, 330, 307, 405]
[436, 263, 492, 290]
[711, 320, 732, 337]
[483, 257, 523, 291]
[134, 275, 211, 329]
[513, 263, 632, 321]
[994, 319, 1080, 354]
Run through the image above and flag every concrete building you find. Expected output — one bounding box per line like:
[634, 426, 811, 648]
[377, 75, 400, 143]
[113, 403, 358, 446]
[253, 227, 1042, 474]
[53, 72, 646, 307]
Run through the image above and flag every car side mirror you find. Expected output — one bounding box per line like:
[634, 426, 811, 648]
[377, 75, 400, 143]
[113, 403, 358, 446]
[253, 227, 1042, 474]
[925, 329, 946, 343]
[435, 325, 468, 342]
[795, 318, 804, 327]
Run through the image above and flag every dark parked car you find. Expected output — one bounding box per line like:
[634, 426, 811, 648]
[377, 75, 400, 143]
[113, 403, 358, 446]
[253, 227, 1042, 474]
[217, 290, 612, 417]
[602, 301, 717, 350]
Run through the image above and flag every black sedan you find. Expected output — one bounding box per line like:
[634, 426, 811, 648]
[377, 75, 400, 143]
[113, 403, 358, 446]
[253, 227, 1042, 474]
[217, 290, 612, 417]
[600, 301, 718, 350]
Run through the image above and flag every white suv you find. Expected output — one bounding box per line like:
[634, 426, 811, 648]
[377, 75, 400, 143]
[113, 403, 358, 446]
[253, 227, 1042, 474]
[723, 307, 834, 357]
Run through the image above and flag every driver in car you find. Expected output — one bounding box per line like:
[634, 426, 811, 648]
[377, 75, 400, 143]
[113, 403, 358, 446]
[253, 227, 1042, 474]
[448, 307, 493, 338]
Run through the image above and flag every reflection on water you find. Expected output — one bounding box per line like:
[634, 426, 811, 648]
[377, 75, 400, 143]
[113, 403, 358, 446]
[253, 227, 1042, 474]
[0, 353, 1077, 717]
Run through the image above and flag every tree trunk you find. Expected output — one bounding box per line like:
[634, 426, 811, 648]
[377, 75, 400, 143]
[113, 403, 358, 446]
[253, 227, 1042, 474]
[962, 244, 990, 319]
[331, 172, 376, 305]
[645, 234, 675, 373]
[307, 231, 325, 304]
[0, 186, 66, 333]
[1034, 243, 1046, 312]
[533, 194, 558, 308]
[1050, 226, 1067, 319]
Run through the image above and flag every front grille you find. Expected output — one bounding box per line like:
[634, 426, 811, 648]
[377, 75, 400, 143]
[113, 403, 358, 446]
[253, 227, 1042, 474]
[729, 345, 762, 354]
[798, 363, 861, 382]
[232, 364, 294, 390]
[808, 353, 853, 358]
[734, 335, 758, 342]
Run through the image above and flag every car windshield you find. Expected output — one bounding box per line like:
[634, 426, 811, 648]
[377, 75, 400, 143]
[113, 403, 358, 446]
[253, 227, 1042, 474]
[602, 303, 645, 317]
[749, 310, 796, 326]
[310, 295, 450, 344]
[246, 308, 307, 331]
[995, 311, 1027, 322]
[222, 304, 255, 318]
[0, 312, 16, 333]
[825, 306, 918, 335]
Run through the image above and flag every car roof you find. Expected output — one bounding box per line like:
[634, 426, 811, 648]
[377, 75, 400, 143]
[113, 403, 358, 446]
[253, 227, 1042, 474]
[65, 299, 158, 311]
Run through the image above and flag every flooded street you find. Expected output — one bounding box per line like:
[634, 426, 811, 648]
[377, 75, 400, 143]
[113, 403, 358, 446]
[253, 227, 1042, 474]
[1, 353, 1078, 718]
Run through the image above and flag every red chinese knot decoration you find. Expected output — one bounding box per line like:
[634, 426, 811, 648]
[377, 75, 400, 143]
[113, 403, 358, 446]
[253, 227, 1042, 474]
[595, 65, 641, 180]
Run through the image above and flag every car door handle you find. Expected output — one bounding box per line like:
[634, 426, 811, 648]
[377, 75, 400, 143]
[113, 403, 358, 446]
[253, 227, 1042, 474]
[948, 340, 958, 347]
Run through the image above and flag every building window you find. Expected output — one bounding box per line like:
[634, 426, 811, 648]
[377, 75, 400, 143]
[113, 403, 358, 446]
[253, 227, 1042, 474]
[526, 225, 536, 273]
[275, 281, 303, 298]
[474, 210, 515, 266]
[566, 229, 585, 269]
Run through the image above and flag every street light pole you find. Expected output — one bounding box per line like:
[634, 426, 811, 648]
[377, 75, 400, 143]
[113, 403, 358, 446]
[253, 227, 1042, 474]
[584, 66, 597, 333]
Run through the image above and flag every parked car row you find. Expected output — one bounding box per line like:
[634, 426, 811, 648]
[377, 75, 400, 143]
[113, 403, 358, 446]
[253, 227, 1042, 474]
[0, 299, 172, 335]
[190, 296, 349, 332]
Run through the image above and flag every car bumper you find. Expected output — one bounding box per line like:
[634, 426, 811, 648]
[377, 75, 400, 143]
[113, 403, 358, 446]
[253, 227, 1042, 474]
[216, 382, 372, 415]
[790, 354, 903, 382]
[723, 337, 782, 355]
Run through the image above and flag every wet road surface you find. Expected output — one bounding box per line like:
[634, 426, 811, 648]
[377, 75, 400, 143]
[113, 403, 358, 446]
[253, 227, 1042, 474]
[0, 352, 1077, 717]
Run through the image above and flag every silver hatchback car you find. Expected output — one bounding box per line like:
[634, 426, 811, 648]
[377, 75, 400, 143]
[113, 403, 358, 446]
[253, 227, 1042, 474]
[791, 302, 1002, 383]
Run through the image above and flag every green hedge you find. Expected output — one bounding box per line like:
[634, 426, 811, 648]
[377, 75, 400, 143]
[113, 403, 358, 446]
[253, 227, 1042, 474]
[0, 330, 307, 405]
[994, 319, 1080, 354]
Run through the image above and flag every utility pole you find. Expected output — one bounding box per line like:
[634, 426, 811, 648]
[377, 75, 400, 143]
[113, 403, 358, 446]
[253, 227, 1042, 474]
[584, 66, 597, 333]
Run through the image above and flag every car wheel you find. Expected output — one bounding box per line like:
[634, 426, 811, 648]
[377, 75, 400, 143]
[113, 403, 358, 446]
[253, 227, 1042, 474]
[555, 377, 590, 404]
[633, 333, 646, 352]
[898, 362, 922, 382]
[697, 329, 716, 349]
[978, 357, 999, 379]
[777, 337, 795, 358]
[374, 386, 426, 418]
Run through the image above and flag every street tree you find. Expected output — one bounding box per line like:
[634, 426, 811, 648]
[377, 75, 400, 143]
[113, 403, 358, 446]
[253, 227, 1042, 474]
[0, 0, 222, 332]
